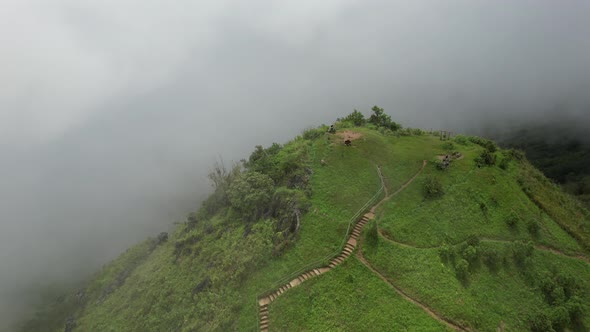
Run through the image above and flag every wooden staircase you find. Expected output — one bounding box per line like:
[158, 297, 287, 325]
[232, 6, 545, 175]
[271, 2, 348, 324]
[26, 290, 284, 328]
[258, 212, 375, 331]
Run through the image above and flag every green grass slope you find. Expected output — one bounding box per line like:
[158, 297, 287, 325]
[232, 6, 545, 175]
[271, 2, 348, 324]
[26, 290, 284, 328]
[22, 117, 590, 332]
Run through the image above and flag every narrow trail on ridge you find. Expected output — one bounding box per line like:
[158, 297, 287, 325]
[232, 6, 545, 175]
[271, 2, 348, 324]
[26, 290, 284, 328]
[356, 243, 469, 332]
[356, 159, 469, 331]
[257, 160, 455, 331]
[378, 227, 590, 265]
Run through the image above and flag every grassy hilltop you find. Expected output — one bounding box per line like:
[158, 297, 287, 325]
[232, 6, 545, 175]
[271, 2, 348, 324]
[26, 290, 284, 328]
[23, 108, 590, 332]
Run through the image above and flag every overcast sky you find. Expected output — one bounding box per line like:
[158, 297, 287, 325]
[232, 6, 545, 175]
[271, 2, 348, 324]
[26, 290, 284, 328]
[1, 0, 590, 329]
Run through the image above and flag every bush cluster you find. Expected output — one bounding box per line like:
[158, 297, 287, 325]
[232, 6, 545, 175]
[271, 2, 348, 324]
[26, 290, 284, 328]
[368, 106, 401, 131]
[423, 175, 444, 199]
[530, 271, 586, 331]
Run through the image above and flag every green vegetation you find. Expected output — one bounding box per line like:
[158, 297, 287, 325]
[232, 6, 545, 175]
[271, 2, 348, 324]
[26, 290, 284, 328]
[498, 124, 590, 209]
[22, 108, 590, 332]
[363, 238, 590, 331]
[269, 258, 450, 331]
[423, 175, 444, 199]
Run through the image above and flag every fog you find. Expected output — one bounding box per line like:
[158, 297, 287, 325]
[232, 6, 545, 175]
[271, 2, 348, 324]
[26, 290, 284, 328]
[2, 0, 590, 329]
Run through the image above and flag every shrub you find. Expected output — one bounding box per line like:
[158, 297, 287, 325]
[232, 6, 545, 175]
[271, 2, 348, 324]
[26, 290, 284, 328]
[378, 126, 394, 136]
[481, 247, 501, 271]
[484, 140, 497, 153]
[368, 106, 401, 131]
[453, 135, 469, 145]
[336, 120, 354, 129]
[529, 312, 555, 332]
[527, 218, 541, 235]
[342, 109, 366, 126]
[439, 243, 453, 263]
[466, 235, 480, 246]
[301, 127, 325, 140]
[512, 240, 534, 266]
[423, 175, 444, 199]
[455, 259, 470, 282]
[244, 143, 282, 178]
[468, 136, 497, 152]
[411, 128, 424, 135]
[498, 157, 509, 170]
[505, 211, 519, 228]
[550, 306, 571, 330]
[507, 148, 526, 161]
[441, 142, 455, 152]
[462, 245, 478, 263]
[228, 171, 275, 221]
[479, 202, 488, 216]
[434, 159, 447, 171]
[475, 150, 496, 167]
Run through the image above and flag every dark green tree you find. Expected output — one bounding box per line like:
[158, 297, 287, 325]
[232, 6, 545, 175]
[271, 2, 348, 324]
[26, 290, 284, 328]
[368, 106, 401, 131]
[343, 109, 366, 126]
[228, 171, 275, 221]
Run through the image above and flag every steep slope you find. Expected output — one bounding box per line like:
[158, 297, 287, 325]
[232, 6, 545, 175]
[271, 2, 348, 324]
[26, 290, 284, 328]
[22, 122, 590, 332]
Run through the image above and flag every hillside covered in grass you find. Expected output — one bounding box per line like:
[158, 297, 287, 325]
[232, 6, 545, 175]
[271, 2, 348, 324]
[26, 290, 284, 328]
[495, 122, 590, 209]
[23, 108, 590, 332]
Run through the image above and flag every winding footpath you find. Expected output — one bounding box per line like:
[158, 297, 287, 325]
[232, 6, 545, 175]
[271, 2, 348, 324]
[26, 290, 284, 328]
[356, 242, 468, 331]
[257, 214, 375, 331]
[258, 161, 443, 331]
[257, 158, 589, 331]
[378, 229, 590, 265]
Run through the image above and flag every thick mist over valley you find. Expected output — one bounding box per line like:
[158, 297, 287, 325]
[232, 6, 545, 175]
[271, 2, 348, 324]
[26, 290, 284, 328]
[2, 1, 590, 329]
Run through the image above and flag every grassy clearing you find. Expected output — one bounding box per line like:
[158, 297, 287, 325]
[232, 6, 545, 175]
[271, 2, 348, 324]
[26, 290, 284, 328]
[269, 257, 451, 331]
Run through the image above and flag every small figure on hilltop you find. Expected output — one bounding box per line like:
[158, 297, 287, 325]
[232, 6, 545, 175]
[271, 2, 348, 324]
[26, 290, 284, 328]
[328, 124, 336, 134]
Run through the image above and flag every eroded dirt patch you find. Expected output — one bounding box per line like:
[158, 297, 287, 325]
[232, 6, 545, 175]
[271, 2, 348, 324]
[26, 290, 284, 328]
[336, 131, 363, 141]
